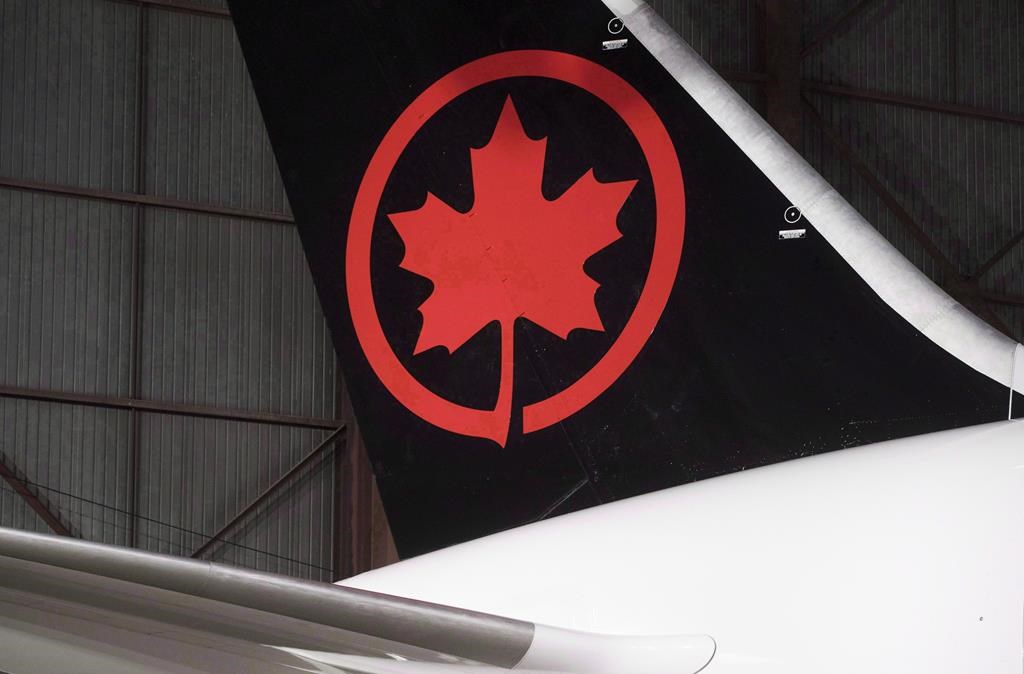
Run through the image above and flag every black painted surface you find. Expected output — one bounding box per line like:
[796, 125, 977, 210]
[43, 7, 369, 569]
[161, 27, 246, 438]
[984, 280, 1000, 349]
[228, 0, 1010, 557]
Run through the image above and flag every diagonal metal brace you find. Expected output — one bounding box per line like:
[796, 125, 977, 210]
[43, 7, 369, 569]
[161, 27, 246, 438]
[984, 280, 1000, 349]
[191, 425, 347, 559]
[0, 460, 73, 537]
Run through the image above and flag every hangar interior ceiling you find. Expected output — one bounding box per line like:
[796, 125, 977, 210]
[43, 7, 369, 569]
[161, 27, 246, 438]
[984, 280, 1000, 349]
[0, 0, 1021, 580]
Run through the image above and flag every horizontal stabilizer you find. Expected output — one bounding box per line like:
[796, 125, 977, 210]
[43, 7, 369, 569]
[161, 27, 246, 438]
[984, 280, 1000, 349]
[0, 527, 713, 673]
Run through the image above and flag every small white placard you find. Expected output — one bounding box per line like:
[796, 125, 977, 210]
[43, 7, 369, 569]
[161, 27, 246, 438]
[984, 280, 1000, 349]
[778, 228, 807, 240]
[602, 39, 628, 51]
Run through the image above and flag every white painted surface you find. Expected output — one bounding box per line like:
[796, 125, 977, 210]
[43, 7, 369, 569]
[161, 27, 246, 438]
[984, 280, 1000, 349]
[516, 627, 714, 673]
[344, 421, 1024, 673]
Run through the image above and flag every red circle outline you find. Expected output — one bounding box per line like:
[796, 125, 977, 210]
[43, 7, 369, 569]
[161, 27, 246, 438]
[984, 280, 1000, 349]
[346, 50, 685, 443]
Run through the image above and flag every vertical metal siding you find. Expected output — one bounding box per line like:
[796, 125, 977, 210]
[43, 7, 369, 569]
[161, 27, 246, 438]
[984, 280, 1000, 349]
[217, 444, 335, 582]
[135, 413, 335, 581]
[132, 3, 340, 581]
[139, 209, 337, 418]
[0, 0, 139, 191]
[648, 1, 762, 111]
[801, 0, 848, 45]
[0, 0, 138, 549]
[956, 0, 1023, 116]
[145, 7, 289, 214]
[801, 0, 1024, 327]
[0, 189, 134, 396]
[0, 0, 343, 580]
[0, 482, 48, 534]
[731, 81, 763, 111]
[801, 0, 1024, 116]
[803, 95, 945, 282]
[803, 0, 954, 100]
[0, 398, 131, 544]
[649, 0, 761, 73]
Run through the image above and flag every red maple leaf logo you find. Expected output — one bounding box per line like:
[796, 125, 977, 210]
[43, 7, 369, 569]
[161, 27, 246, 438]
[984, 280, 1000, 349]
[388, 96, 637, 446]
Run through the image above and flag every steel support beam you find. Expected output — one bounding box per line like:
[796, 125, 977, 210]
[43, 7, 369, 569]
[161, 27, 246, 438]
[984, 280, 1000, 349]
[802, 82, 1024, 127]
[802, 95, 1012, 336]
[716, 68, 771, 85]
[107, 0, 230, 19]
[368, 478, 400, 570]
[978, 290, 1024, 309]
[980, 292, 1024, 308]
[127, 0, 149, 552]
[801, 0, 886, 60]
[0, 177, 294, 225]
[0, 461, 72, 537]
[332, 418, 347, 580]
[342, 425, 374, 577]
[973, 231, 1024, 281]
[332, 375, 350, 581]
[191, 425, 346, 559]
[332, 370, 376, 581]
[0, 386, 342, 430]
[764, 0, 803, 149]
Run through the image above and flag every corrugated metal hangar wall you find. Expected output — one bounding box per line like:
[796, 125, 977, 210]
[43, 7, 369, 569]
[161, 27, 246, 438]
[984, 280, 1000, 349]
[0, 0, 397, 582]
[1, 0, 1021, 580]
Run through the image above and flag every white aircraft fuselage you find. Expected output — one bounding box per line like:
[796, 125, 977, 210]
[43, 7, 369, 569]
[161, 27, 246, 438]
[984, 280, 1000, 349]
[343, 420, 1024, 673]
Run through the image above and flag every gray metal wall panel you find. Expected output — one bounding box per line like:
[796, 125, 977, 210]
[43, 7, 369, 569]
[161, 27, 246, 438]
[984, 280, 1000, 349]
[0, 483, 48, 534]
[0, 0, 139, 191]
[802, 95, 942, 282]
[807, 94, 1023, 268]
[650, 0, 761, 73]
[803, 0, 955, 101]
[0, 188, 134, 396]
[135, 413, 335, 581]
[990, 276, 1024, 339]
[991, 305, 1023, 345]
[801, 0, 848, 44]
[0, 397, 131, 544]
[139, 209, 337, 419]
[732, 81, 763, 112]
[956, 0, 1023, 115]
[215, 446, 335, 582]
[980, 121, 1024, 307]
[145, 8, 290, 215]
[946, 118, 1024, 271]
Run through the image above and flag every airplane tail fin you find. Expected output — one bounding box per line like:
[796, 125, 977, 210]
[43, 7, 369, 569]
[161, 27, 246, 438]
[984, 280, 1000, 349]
[227, 0, 1022, 557]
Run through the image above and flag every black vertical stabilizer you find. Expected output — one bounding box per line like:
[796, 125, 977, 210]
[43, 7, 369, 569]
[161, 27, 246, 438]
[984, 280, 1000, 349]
[228, 0, 1011, 556]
